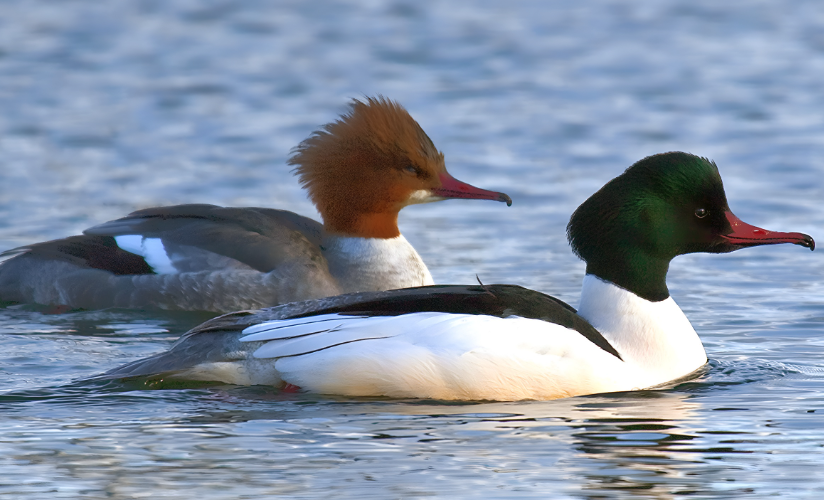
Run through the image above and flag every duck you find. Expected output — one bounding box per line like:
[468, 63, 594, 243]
[0, 96, 511, 312]
[97, 152, 814, 401]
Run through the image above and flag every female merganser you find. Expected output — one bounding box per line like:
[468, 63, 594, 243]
[0, 97, 511, 312]
[98, 152, 814, 400]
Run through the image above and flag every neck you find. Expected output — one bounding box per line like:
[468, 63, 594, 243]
[323, 211, 401, 239]
[585, 250, 671, 302]
[577, 275, 707, 387]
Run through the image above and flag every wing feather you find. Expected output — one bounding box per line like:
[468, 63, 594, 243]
[244, 314, 424, 358]
[241, 314, 367, 338]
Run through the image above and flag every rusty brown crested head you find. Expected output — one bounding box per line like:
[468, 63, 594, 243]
[290, 96, 510, 239]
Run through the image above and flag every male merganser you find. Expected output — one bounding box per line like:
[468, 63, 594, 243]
[0, 97, 511, 312]
[98, 152, 814, 400]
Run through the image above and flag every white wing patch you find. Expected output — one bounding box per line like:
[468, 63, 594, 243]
[114, 235, 177, 274]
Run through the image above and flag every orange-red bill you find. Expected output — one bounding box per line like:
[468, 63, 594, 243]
[431, 173, 512, 206]
[721, 211, 814, 250]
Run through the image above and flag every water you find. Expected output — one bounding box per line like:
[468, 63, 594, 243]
[2, 0, 824, 497]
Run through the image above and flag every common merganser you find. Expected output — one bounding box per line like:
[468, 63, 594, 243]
[98, 152, 814, 401]
[0, 97, 511, 312]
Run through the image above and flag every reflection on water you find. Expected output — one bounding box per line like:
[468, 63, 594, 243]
[5, 385, 821, 498]
[3, 0, 824, 497]
[4, 381, 824, 498]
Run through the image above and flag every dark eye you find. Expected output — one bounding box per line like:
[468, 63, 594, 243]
[404, 164, 419, 175]
[694, 208, 709, 219]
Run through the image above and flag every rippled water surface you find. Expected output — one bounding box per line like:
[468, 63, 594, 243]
[2, 1, 824, 498]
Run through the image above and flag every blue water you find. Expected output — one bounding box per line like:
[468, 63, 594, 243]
[2, 1, 824, 497]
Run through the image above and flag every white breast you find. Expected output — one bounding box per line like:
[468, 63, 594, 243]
[322, 235, 434, 292]
[576, 275, 707, 387]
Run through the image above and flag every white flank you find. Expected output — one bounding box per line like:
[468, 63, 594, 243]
[225, 276, 710, 400]
[237, 312, 635, 400]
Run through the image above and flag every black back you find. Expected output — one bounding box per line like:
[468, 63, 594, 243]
[281, 284, 622, 360]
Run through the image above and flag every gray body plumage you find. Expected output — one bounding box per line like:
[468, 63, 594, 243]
[0, 205, 340, 311]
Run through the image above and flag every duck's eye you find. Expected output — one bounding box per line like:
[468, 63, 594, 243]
[694, 208, 709, 219]
[404, 164, 419, 175]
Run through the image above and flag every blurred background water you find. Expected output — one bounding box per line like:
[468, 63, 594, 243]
[1, 0, 824, 498]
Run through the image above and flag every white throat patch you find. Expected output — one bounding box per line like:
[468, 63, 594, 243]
[323, 235, 434, 292]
